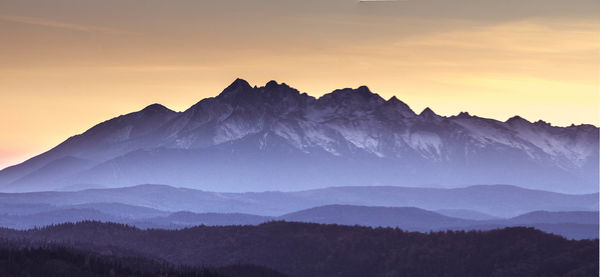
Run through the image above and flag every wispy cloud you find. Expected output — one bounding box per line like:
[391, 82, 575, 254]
[0, 14, 138, 35]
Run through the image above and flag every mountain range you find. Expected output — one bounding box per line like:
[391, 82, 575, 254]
[0, 79, 597, 193]
[0, 184, 596, 217]
[0, 201, 597, 239]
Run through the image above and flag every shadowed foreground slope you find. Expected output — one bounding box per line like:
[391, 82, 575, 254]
[0, 221, 596, 277]
[0, 241, 286, 277]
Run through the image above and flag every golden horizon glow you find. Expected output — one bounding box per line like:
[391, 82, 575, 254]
[1, 0, 598, 169]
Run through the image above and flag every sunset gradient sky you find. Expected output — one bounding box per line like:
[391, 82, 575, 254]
[1, 0, 599, 168]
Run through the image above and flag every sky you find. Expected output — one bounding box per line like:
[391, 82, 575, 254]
[0, 0, 599, 169]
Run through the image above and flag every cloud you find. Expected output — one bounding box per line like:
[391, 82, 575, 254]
[0, 14, 138, 35]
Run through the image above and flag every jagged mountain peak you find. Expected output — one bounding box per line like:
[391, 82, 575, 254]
[506, 115, 529, 125]
[215, 79, 408, 116]
[356, 85, 372, 94]
[216, 78, 253, 99]
[227, 78, 252, 90]
[534, 120, 552, 128]
[566, 123, 598, 131]
[259, 80, 304, 99]
[419, 107, 438, 118]
[455, 111, 471, 119]
[380, 96, 416, 118]
[265, 80, 279, 87]
[264, 80, 293, 90]
[215, 79, 305, 103]
[140, 103, 174, 114]
[317, 85, 385, 109]
[324, 85, 380, 99]
[387, 95, 400, 103]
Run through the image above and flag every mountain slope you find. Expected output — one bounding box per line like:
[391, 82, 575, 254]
[506, 211, 599, 225]
[0, 79, 597, 193]
[279, 205, 472, 230]
[435, 209, 499, 220]
[0, 104, 178, 190]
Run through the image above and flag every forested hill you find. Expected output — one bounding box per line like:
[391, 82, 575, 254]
[0, 241, 287, 277]
[0, 221, 597, 277]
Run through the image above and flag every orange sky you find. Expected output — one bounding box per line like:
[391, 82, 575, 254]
[0, 0, 599, 169]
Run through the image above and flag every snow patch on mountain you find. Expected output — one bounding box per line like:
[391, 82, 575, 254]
[404, 131, 443, 160]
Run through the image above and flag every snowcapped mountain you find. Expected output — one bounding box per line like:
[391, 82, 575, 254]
[0, 79, 597, 193]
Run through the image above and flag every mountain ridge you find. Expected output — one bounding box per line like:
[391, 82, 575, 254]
[1, 79, 598, 193]
[0, 202, 597, 239]
[0, 184, 595, 218]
